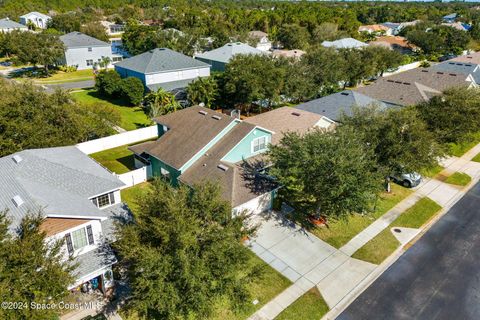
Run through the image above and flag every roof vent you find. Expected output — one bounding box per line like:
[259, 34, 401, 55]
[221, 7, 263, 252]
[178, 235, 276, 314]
[340, 92, 349, 96]
[217, 164, 229, 171]
[12, 195, 24, 207]
[449, 73, 457, 76]
[12, 155, 22, 164]
[467, 56, 473, 59]
[212, 115, 222, 120]
[466, 64, 472, 67]
[199, 110, 208, 115]
[387, 79, 394, 82]
[448, 62, 455, 65]
[456, 63, 463, 66]
[403, 82, 411, 85]
[437, 72, 444, 75]
[421, 69, 428, 72]
[394, 81, 402, 84]
[291, 112, 301, 116]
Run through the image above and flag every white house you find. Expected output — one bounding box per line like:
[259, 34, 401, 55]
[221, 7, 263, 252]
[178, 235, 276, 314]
[0, 146, 129, 294]
[322, 38, 368, 50]
[248, 30, 272, 51]
[19, 11, 51, 29]
[114, 48, 211, 92]
[59, 32, 122, 70]
[0, 18, 28, 33]
[195, 42, 265, 71]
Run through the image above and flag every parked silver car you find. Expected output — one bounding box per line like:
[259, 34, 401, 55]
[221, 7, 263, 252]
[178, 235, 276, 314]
[390, 172, 422, 188]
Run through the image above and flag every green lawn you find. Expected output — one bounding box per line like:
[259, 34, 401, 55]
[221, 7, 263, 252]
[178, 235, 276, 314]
[447, 132, 480, 157]
[120, 182, 152, 215]
[352, 197, 441, 264]
[312, 184, 413, 248]
[444, 172, 472, 187]
[472, 152, 480, 162]
[72, 89, 152, 131]
[420, 164, 445, 178]
[210, 250, 292, 320]
[34, 69, 94, 83]
[90, 145, 136, 174]
[276, 288, 329, 320]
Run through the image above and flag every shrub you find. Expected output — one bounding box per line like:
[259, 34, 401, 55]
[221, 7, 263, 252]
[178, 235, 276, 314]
[95, 70, 122, 96]
[121, 77, 144, 105]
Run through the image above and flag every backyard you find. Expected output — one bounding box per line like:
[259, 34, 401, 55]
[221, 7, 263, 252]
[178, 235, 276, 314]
[120, 182, 152, 215]
[72, 89, 151, 131]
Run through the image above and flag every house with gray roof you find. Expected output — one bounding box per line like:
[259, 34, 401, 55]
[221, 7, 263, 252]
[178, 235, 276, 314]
[321, 38, 367, 50]
[115, 48, 211, 92]
[195, 42, 265, 71]
[19, 11, 51, 29]
[430, 61, 480, 85]
[0, 146, 128, 293]
[0, 18, 28, 33]
[59, 32, 122, 70]
[295, 90, 389, 121]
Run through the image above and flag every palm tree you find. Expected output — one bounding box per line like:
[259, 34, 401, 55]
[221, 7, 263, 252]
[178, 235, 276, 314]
[186, 76, 219, 108]
[143, 88, 181, 118]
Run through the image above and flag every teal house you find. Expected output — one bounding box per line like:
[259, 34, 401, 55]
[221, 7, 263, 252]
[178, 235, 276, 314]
[129, 106, 277, 214]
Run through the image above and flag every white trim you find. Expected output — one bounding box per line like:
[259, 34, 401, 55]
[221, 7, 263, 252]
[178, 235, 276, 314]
[88, 188, 120, 200]
[251, 136, 267, 154]
[46, 214, 107, 221]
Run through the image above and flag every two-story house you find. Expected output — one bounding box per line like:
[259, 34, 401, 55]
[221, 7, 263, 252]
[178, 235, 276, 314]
[114, 48, 211, 92]
[195, 42, 265, 72]
[129, 106, 331, 215]
[248, 31, 272, 51]
[59, 32, 123, 70]
[0, 146, 128, 294]
[19, 11, 51, 29]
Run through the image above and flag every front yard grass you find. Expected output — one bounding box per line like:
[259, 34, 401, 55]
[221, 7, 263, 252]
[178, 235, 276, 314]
[275, 287, 329, 320]
[72, 89, 152, 131]
[447, 132, 480, 157]
[444, 172, 472, 187]
[120, 182, 152, 215]
[33, 69, 94, 83]
[352, 197, 441, 264]
[420, 164, 445, 178]
[312, 184, 413, 248]
[472, 152, 480, 162]
[90, 145, 136, 174]
[210, 250, 292, 320]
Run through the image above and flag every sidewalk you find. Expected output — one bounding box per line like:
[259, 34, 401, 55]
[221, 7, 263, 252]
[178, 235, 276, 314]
[249, 142, 480, 320]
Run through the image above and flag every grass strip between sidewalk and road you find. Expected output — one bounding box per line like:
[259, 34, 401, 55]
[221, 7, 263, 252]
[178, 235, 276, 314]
[444, 172, 472, 187]
[276, 287, 329, 320]
[351, 197, 442, 265]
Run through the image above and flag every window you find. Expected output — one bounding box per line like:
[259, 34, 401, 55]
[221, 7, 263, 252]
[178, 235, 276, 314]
[112, 57, 122, 62]
[72, 228, 88, 250]
[88, 47, 92, 52]
[252, 136, 267, 153]
[91, 192, 115, 208]
[86, 59, 93, 66]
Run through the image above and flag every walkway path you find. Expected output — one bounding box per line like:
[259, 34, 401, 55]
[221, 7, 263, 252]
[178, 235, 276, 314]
[249, 142, 480, 320]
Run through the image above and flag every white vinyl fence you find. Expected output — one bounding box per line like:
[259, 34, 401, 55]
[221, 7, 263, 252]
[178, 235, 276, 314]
[76, 125, 158, 155]
[383, 61, 421, 77]
[117, 166, 152, 188]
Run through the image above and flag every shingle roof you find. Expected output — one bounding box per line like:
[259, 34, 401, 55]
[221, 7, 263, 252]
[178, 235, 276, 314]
[147, 78, 197, 92]
[115, 48, 209, 74]
[73, 244, 117, 281]
[321, 38, 367, 49]
[130, 106, 237, 170]
[0, 146, 125, 231]
[0, 18, 28, 29]
[451, 52, 480, 65]
[60, 32, 110, 48]
[248, 30, 268, 38]
[244, 107, 330, 145]
[20, 11, 51, 20]
[195, 42, 265, 64]
[355, 69, 471, 106]
[295, 90, 388, 121]
[430, 61, 480, 84]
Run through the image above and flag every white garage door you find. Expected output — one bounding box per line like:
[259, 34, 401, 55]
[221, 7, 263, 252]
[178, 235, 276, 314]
[233, 191, 273, 216]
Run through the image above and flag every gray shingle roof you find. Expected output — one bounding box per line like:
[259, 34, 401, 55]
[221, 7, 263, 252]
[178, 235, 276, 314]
[295, 90, 388, 121]
[195, 42, 265, 64]
[73, 244, 117, 280]
[115, 48, 210, 74]
[147, 78, 196, 92]
[59, 32, 110, 48]
[0, 146, 125, 231]
[0, 18, 28, 29]
[20, 11, 51, 20]
[430, 61, 480, 84]
[322, 38, 367, 49]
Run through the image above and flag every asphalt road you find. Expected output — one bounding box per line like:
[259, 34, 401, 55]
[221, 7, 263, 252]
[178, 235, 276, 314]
[43, 79, 95, 91]
[337, 181, 480, 320]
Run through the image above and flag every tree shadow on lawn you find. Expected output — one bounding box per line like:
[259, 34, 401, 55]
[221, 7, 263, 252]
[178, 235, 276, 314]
[117, 155, 136, 171]
[87, 89, 132, 107]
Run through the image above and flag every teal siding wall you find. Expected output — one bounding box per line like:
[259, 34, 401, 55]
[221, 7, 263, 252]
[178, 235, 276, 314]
[157, 124, 167, 137]
[150, 156, 181, 186]
[222, 128, 271, 163]
[179, 120, 239, 172]
[195, 57, 225, 72]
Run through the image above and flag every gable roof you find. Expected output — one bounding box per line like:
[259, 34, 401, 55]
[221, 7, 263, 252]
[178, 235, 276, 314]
[321, 38, 367, 49]
[0, 146, 125, 231]
[248, 30, 268, 38]
[115, 48, 209, 74]
[430, 61, 480, 84]
[451, 52, 480, 65]
[20, 11, 51, 20]
[296, 90, 388, 120]
[443, 13, 457, 20]
[0, 18, 28, 29]
[195, 42, 265, 64]
[60, 32, 110, 48]
[244, 107, 331, 144]
[355, 69, 471, 106]
[369, 36, 417, 51]
[130, 106, 237, 170]
[359, 24, 390, 32]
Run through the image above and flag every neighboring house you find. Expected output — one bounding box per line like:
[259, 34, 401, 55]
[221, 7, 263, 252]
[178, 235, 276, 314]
[272, 49, 306, 59]
[0, 146, 128, 293]
[295, 90, 389, 121]
[369, 36, 418, 54]
[451, 51, 480, 64]
[381, 20, 421, 36]
[248, 31, 272, 51]
[114, 48, 211, 92]
[443, 13, 458, 23]
[100, 21, 127, 56]
[358, 24, 391, 36]
[59, 32, 122, 70]
[441, 22, 471, 32]
[195, 42, 265, 71]
[19, 11, 51, 29]
[321, 38, 368, 50]
[355, 68, 475, 106]
[430, 60, 480, 85]
[128, 106, 277, 215]
[0, 18, 28, 33]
